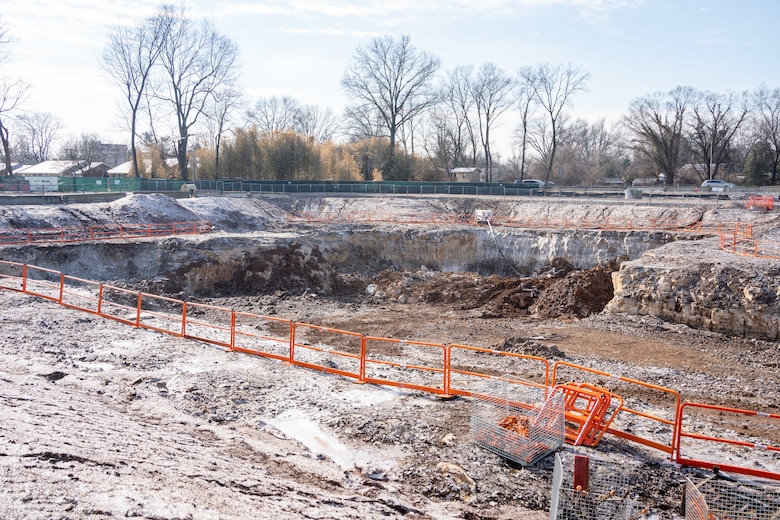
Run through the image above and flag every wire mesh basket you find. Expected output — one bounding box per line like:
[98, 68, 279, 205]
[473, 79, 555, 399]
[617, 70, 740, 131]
[685, 476, 780, 520]
[550, 451, 644, 520]
[470, 377, 564, 466]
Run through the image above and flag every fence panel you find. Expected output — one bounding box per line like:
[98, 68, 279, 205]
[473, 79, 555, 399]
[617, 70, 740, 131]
[60, 275, 102, 314]
[291, 323, 364, 380]
[362, 336, 448, 395]
[232, 311, 293, 362]
[136, 293, 186, 337]
[448, 344, 549, 399]
[182, 302, 233, 348]
[551, 360, 681, 455]
[98, 284, 143, 326]
[675, 402, 780, 480]
[21, 264, 63, 302]
[0, 260, 24, 291]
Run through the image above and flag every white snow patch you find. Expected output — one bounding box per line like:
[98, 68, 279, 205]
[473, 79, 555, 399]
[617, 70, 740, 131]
[268, 409, 391, 471]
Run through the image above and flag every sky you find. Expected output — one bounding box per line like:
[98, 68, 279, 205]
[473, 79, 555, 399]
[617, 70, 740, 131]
[2, 0, 779, 159]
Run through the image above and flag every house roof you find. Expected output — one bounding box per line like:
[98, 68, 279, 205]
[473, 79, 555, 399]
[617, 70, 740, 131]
[450, 167, 482, 173]
[21, 160, 87, 176]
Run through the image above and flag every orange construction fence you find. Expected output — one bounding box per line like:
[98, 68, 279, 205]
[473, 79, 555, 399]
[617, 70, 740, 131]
[674, 402, 780, 481]
[2, 259, 779, 479]
[744, 195, 775, 211]
[551, 361, 682, 456]
[0, 220, 211, 246]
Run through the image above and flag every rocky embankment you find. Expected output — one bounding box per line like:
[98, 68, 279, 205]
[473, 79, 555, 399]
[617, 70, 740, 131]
[608, 236, 780, 340]
[1, 193, 779, 340]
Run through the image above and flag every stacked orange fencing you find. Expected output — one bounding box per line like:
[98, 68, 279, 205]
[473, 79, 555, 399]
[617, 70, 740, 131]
[0, 221, 211, 245]
[1, 259, 778, 481]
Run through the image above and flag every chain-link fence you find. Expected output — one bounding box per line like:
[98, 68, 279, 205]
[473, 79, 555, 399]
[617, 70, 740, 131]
[685, 476, 780, 519]
[550, 451, 646, 520]
[470, 377, 564, 466]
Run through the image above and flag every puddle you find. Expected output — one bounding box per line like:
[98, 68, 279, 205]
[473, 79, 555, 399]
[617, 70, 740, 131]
[267, 409, 391, 471]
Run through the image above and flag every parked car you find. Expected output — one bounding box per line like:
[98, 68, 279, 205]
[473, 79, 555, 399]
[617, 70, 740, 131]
[701, 179, 735, 189]
[514, 179, 551, 189]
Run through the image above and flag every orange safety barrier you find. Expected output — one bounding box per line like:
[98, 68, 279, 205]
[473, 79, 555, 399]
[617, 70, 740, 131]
[551, 361, 682, 456]
[60, 274, 103, 314]
[0, 260, 24, 291]
[674, 402, 780, 480]
[182, 301, 233, 348]
[447, 344, 550, 399]
[744, 195, 775, 211]
[20, 264, 64, 302]
[363, 336, 449, 396]
[289, 212, 750, 237]
[4, 259, 780, 480]
[720, 222, 780, 259]
[291, 322, 365, 380]
[0, 220, 211, 246]
[551, 382, 623, 447]
[232, 311, 294, 362]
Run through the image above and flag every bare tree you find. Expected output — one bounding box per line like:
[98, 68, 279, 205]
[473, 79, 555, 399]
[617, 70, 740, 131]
[752, 85, 780, 185]
[685, 90, 750, 182]
[101, 6, 171, 178]
[341, 35, 440, 176]
[0, 78, 28, 174]
[246, 96, 300, 136]
[622, 86, 694, 186]
[470, 62, 514, 182]
[206, 82, 242, 179]
[443, 66, 478, 166]
[15, 112, 62, 163]
[59, 132, 103, 171]
[514, 66, 540, 181]
[0, 21, 29, 175]
[294, 104, 337, 144]
[530, 63, 589, 185]
[157, 5, 239, 179]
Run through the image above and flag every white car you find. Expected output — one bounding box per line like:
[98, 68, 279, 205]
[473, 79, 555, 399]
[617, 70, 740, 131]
[514, 179, 551, 189]
[701, 179, 735, 189]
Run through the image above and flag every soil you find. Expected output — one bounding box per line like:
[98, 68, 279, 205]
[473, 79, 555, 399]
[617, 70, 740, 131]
[1, 195, 779, 519]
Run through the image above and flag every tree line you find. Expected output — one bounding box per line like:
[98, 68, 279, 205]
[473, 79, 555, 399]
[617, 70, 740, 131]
[1, 6, 779, 186]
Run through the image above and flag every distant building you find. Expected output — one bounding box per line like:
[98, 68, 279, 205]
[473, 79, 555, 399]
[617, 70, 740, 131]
[450, 167, 485, 183]
[21, 160, 88, 177]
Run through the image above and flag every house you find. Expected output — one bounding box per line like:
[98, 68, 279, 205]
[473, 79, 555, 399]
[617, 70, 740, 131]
[107, 161, 134, 178]
[21, 160, 89, 177]
[0, 163, 30, 175]
[82, 163, 110, 177]
[450, 167, 485, 183]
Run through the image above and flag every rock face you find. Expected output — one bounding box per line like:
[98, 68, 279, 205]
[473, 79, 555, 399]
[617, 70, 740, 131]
[606, 238, 780, 340]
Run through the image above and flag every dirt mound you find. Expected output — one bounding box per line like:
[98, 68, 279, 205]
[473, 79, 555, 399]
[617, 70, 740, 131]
[531, 265, 615, 319]
[365, 259, 615, 320]
[366, 269, 555, 317]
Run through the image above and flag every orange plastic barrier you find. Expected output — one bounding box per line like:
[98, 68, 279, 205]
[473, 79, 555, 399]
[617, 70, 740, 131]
[4, 259, 780, 480]
[674, 402, 780, 480]
[232, 311, 293, 362]
[291, 322, 365, 380]
[744, 195, 774, 211]
[0, 221, 211, 246]
[551, 382, 623, 447]
[447, 344, 550, 398]
[363, 336, 449, 395]
[551, 361, 681, 456]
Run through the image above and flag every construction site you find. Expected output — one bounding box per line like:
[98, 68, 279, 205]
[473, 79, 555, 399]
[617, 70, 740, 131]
[0, 192, 779, 519]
